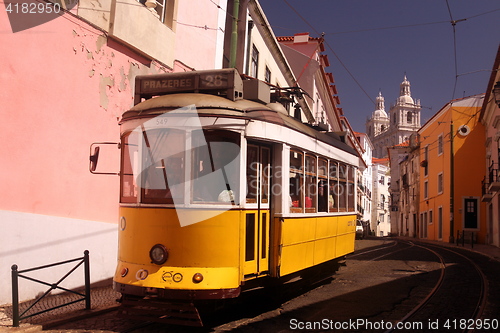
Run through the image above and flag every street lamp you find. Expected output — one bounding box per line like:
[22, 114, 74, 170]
[493, 81, 500, 107]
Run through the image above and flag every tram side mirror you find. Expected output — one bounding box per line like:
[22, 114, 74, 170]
[89, 142, 120, 175]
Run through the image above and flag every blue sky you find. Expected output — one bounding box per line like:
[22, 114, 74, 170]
[259, 0, 500, 133]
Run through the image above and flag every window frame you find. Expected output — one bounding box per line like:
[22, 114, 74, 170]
[438, 134, 444, 156]
[304, 154, 318, 213]
[251, 44, 259, 78]
[287, 148, 356, 215]
[138, 0, 175, 27]
[437, 172, 444, 195]
[289, 149, 304, 213]
[264, 66, 271, 83]
[190, 129, 241, 205]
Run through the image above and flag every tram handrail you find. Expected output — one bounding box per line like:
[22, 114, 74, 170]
[11, 250, 91, 327]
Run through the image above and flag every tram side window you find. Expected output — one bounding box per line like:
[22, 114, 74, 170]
[329, 162, 339, 212]
[261, 147, 270, 204]
[121, 131, 139, 203]
[338, 163, 348, 212]
[318, 158, 328, 212]
[246, 145, 259, 203]
[347, 166, 355, 212]
[304, 154, 317, 213]
[192, 130, 240, 204]
[141, 129, 185, 204]
[289, 150, 303, 212]
[246, 145, 271, 204]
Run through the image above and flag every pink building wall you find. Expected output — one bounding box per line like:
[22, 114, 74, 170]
[174, 0, 225, 70]
[0, 2, 223, 303]
[1, 0, 226, 306]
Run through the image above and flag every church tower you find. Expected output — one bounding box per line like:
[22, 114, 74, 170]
[366, 91, 389, 139]
[388, 75, 421, 144]
[366, 76, 421, 158]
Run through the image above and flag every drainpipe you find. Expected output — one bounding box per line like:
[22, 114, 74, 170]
[449, 120, 455, 243]
[229, 0, 240, 68]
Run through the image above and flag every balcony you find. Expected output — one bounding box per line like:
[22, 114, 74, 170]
[481, 177, 493, 202]
[488, 163, 500, 192]
[402, 174, 409, 189]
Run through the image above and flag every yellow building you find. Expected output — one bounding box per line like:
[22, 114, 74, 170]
[418, 94, 486, 243]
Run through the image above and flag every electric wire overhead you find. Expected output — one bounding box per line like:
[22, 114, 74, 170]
[269, 0, 500, 120]
[282, 0, 375, 107]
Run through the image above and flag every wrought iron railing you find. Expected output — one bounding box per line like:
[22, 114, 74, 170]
[488, 162, 499, 184]
[481, 177, 490, 196]
[11, 250, 91, 327]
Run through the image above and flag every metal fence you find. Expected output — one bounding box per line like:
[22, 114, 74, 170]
[456, 230, 475, 248]
[11, 250, 91, 327]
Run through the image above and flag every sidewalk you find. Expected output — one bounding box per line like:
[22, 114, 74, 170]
[0, 280, 121, 331]
[396, 236, 500, 262]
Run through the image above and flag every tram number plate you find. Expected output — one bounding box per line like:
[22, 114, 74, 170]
[199, 73, 229, 89]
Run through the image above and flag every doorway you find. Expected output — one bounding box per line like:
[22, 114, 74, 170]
[243, 143, 271, 277]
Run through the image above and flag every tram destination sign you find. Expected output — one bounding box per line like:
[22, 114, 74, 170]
[134, 69, 243, 104]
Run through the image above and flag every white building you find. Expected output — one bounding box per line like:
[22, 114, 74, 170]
[355, 133, 374, 227]
[372, 158, 391, 236]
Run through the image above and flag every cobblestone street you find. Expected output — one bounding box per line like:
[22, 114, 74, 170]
[2, 238, 500, 332]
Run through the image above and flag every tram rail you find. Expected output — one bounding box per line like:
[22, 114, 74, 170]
[385, 240, 489, 333]
[348, 239, 399, 259]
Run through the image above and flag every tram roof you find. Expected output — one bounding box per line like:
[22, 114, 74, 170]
[121, 93, 357, 157]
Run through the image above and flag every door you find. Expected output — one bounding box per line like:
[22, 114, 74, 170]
[464, 198, 478, 229]
[243, 144, 271, 277]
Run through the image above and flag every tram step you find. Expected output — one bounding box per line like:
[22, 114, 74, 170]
[119, 297, 203, 327]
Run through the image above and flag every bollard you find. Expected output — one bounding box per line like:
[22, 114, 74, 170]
[84, 250, 91, 310]
[11, 264, 19, 327]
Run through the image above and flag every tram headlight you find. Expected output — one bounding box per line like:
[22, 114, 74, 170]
[149, 244, 168, 265]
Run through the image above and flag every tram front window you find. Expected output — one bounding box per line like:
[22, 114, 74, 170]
[121, 131, 139, 203]
[120, 128, 185, 204]
[121, 127, 240, 205]
[191, 130, 240, 204]
[141, 129, 185, 204]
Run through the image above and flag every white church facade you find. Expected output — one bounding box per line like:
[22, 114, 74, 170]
[367, 76, 422, 158]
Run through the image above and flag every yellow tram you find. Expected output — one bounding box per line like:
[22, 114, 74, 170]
[109, 69, 358, 325]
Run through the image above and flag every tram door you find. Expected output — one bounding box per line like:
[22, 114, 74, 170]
[243, 144, 271, 277]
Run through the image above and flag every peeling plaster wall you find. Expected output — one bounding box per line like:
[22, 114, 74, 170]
[0, 9, 170, 305]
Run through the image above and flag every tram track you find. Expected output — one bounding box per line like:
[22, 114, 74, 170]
[348, 240, 399, 259]
[385, 240, 489, 333]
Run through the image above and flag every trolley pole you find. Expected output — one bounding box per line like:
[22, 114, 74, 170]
[449, 121, 455, 243]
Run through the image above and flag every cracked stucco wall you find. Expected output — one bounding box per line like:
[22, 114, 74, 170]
[72, 26, 170, 116]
